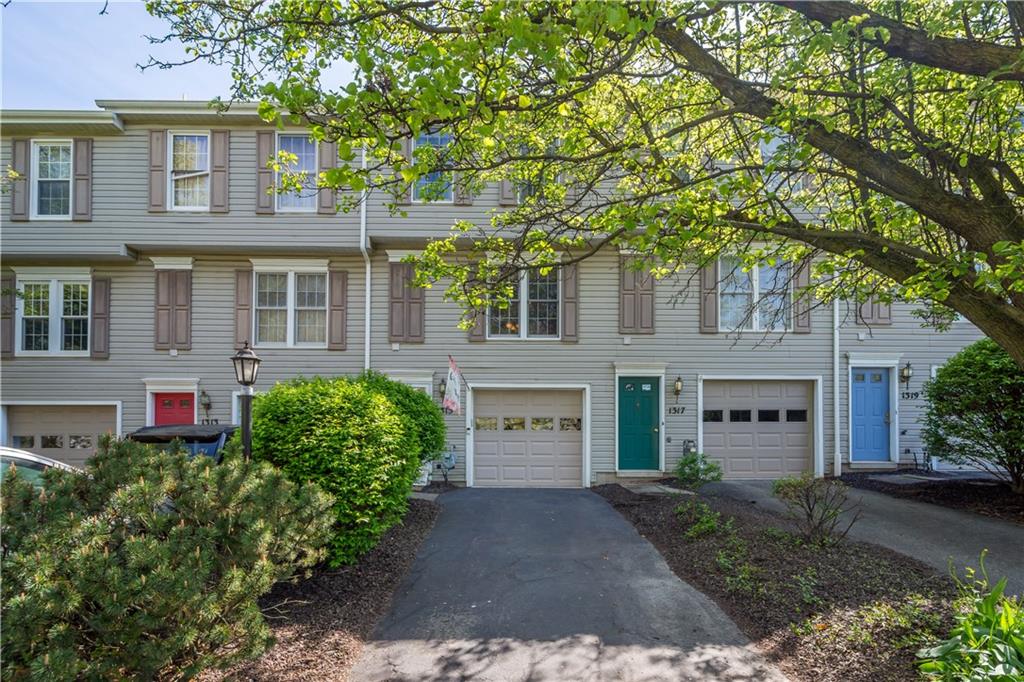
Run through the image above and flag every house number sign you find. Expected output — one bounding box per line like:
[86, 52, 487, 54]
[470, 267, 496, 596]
[668, 406, 686, 415]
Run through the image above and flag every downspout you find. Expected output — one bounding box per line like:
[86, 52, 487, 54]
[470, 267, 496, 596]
[359, 145, 371, 371]
[832, 298, 842, 477]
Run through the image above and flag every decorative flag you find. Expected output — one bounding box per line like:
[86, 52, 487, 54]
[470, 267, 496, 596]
[442, 355, 463, 415]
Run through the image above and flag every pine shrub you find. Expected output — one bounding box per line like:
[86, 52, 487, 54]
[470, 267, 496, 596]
[1, 437, 334, 680]
[251, 376, 423, 565]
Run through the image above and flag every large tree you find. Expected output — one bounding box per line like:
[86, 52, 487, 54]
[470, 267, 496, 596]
[146, 0, 1024, 364]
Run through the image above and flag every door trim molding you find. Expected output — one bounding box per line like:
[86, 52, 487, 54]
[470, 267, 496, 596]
[142, 377, 199, 427]
[697, 375, 825, 478]
[614, 363, 666, 474]
[0, 401, 123, 447]
[464, 382, 591, 488]
[847, 361, 900, 466]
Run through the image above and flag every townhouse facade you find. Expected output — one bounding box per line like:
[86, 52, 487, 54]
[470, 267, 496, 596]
[0, 101, 983, 484]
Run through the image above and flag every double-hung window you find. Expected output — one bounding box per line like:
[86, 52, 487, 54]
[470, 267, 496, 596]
[254, 269, 328, 347]
[276, 134, 318, 211]
[16, 276, 90, 355]
[31, 140, 73, 219]
[719, 256, 791, 331]
[487, 268, 560, 339]
[412, 131, 453, 202]
[169, 132, 210, 210]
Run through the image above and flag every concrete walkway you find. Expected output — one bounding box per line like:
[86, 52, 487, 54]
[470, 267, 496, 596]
[704, 480, 1024, 596]
[352, 488, 786, 681]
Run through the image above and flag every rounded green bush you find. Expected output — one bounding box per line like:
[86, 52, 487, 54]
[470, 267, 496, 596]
[358, 370, 447, 461]
[923, 339, 1024, 495]
[251, 376, 422, 565]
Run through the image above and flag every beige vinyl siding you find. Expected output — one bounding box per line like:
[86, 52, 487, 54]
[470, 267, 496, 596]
[1, 129, 363, 258]
[1, 257, 366, 432]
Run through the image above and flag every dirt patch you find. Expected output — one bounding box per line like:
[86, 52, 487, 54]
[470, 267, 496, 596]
[215, 499, 440, 681]
[594, 484, 955, 682]
[417, 480, 461, 494]
[841, 472, 1024, 526]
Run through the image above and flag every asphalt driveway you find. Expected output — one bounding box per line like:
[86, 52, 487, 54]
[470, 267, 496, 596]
[352, 488, 786, 682]
[704, 480, 1024, 596]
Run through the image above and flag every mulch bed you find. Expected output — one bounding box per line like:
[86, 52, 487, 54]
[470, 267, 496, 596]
[841, 472, 1024, 525]
[416, 480, 461, 494]
[594, 484, 956, 682]
[217, 499, 440, 681]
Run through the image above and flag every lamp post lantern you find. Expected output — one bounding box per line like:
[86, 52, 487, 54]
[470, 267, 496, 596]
[231, 342, 262, 460]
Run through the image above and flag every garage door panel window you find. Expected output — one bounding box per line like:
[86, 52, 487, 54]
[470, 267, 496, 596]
[758, 409, 780, 422]
[559, 417, 581, 431]
[17, 278, 90, 355]
[786, 409, 808, 422]
[254, 270, 328, 347]
[488, 269, 560, 340]
[475, 417, 498, 430]
[719, 256, 792, 331]
[12, 435, 35, 449]
[531, 417, 554, 431]
[703, 409, 724, 422]
[729, 409, 752, 422]
[503, 417, 526, 431]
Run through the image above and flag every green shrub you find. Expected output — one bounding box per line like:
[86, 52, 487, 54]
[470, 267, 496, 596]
[923, 339, 1024, 494]
[676, 498, 732, 539]
[1, 438, 333, 680]
[772, 473, 861, 546]
[251, 376, 422, 565]
[918, 553, 1024, 680]
[674, 451, 723, 489]
[358, 370, 446, 461]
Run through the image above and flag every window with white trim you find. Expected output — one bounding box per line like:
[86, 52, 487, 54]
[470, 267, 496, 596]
[254, 271, 327, 347]
[16, 278, 90, 354]
[487, 269, 560, 339]
[276, 134, 318, 211]
[412, 131, 453, 202]
[169, 133, 210, 210]
[719, 256, 791, 331]
[31, 140, 72, 218]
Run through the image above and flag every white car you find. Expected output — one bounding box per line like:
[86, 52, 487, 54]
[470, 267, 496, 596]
[0, 446, 80, 488]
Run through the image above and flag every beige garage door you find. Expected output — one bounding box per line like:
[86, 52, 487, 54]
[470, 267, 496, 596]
[7, 405, 117, 468]
[702, 381, 812, 478]
[473, 389, 583, 487]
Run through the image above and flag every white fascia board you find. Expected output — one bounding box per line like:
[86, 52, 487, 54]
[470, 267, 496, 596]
[250, 258, 329, 272]
[12, 266, 91, 280]
[150, 256, 194, 270]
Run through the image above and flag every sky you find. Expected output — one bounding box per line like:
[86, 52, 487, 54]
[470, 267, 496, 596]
[1, 0, 349, 110]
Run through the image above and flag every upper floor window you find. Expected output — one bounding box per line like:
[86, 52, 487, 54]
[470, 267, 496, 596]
[16, 277, 90, 355]
[276, 134, 317, 211]
[169, 133, 210, 210]
[412, 132, 453, 202]
[719, 256, 791, 331]
[488, 268, 560, 339]
[254, 270, 327, 347]
[31, 141, 72, 219]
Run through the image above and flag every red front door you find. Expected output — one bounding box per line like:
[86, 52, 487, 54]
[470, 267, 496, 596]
[154, 392, 195, 426]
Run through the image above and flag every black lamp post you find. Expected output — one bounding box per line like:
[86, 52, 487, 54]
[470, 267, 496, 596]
[231, 342, 262, 460]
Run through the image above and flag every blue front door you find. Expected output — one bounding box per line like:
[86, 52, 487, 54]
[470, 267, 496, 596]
[851, 367, 890, 462]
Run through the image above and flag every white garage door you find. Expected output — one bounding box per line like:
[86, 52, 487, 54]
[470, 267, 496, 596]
[473, 389, 583, 487]
[7, 405, 117, 468]
[702, 381, 812, 478]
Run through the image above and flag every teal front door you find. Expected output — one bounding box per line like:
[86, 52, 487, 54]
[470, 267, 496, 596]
[618, 376, 660, 470]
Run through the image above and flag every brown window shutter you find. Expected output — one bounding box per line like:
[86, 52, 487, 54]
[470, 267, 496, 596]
[255, 131, 275, 215]
[72, 138, 93, 221]
[406, 271, 425, 343]
[328, 270, 348, 350]
[148, 130, 167, 212]
[210, 130, 230, 213]
[454, 173, 473, 206]
[388, 262, 407, 341]
[699, 260, 719, 334]
[792, 258, 812, 333]
[395, 137, 412, 205]
[10, 139, 29, 221]
[876, 299, 892, 324]
[234, 269, 253, 349]
[498, 179, 517, 206]
[318, 140, 338, 214]
[468, 308, 486, 341]
[154, 270, 173, 350]
[619, 257, 655, 335]
[172, 271, 192, 349]
[561, 262, 579, 343]
[858, 296, 892, 326]
[90, 277, 111, 359]
[1, 275, 14, 358]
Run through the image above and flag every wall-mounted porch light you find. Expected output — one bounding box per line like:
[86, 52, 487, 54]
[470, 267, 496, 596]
[673, 376, 683, 398]
[899, 361, 914, 386]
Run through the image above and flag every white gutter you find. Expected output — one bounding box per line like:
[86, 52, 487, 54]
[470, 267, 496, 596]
[359, 145, 371, 371]
[832, 298, 842, 477]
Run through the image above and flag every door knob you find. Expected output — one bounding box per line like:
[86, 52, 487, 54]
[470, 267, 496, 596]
[653, 427, 659, 433]
[883, 411, 891, 425]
